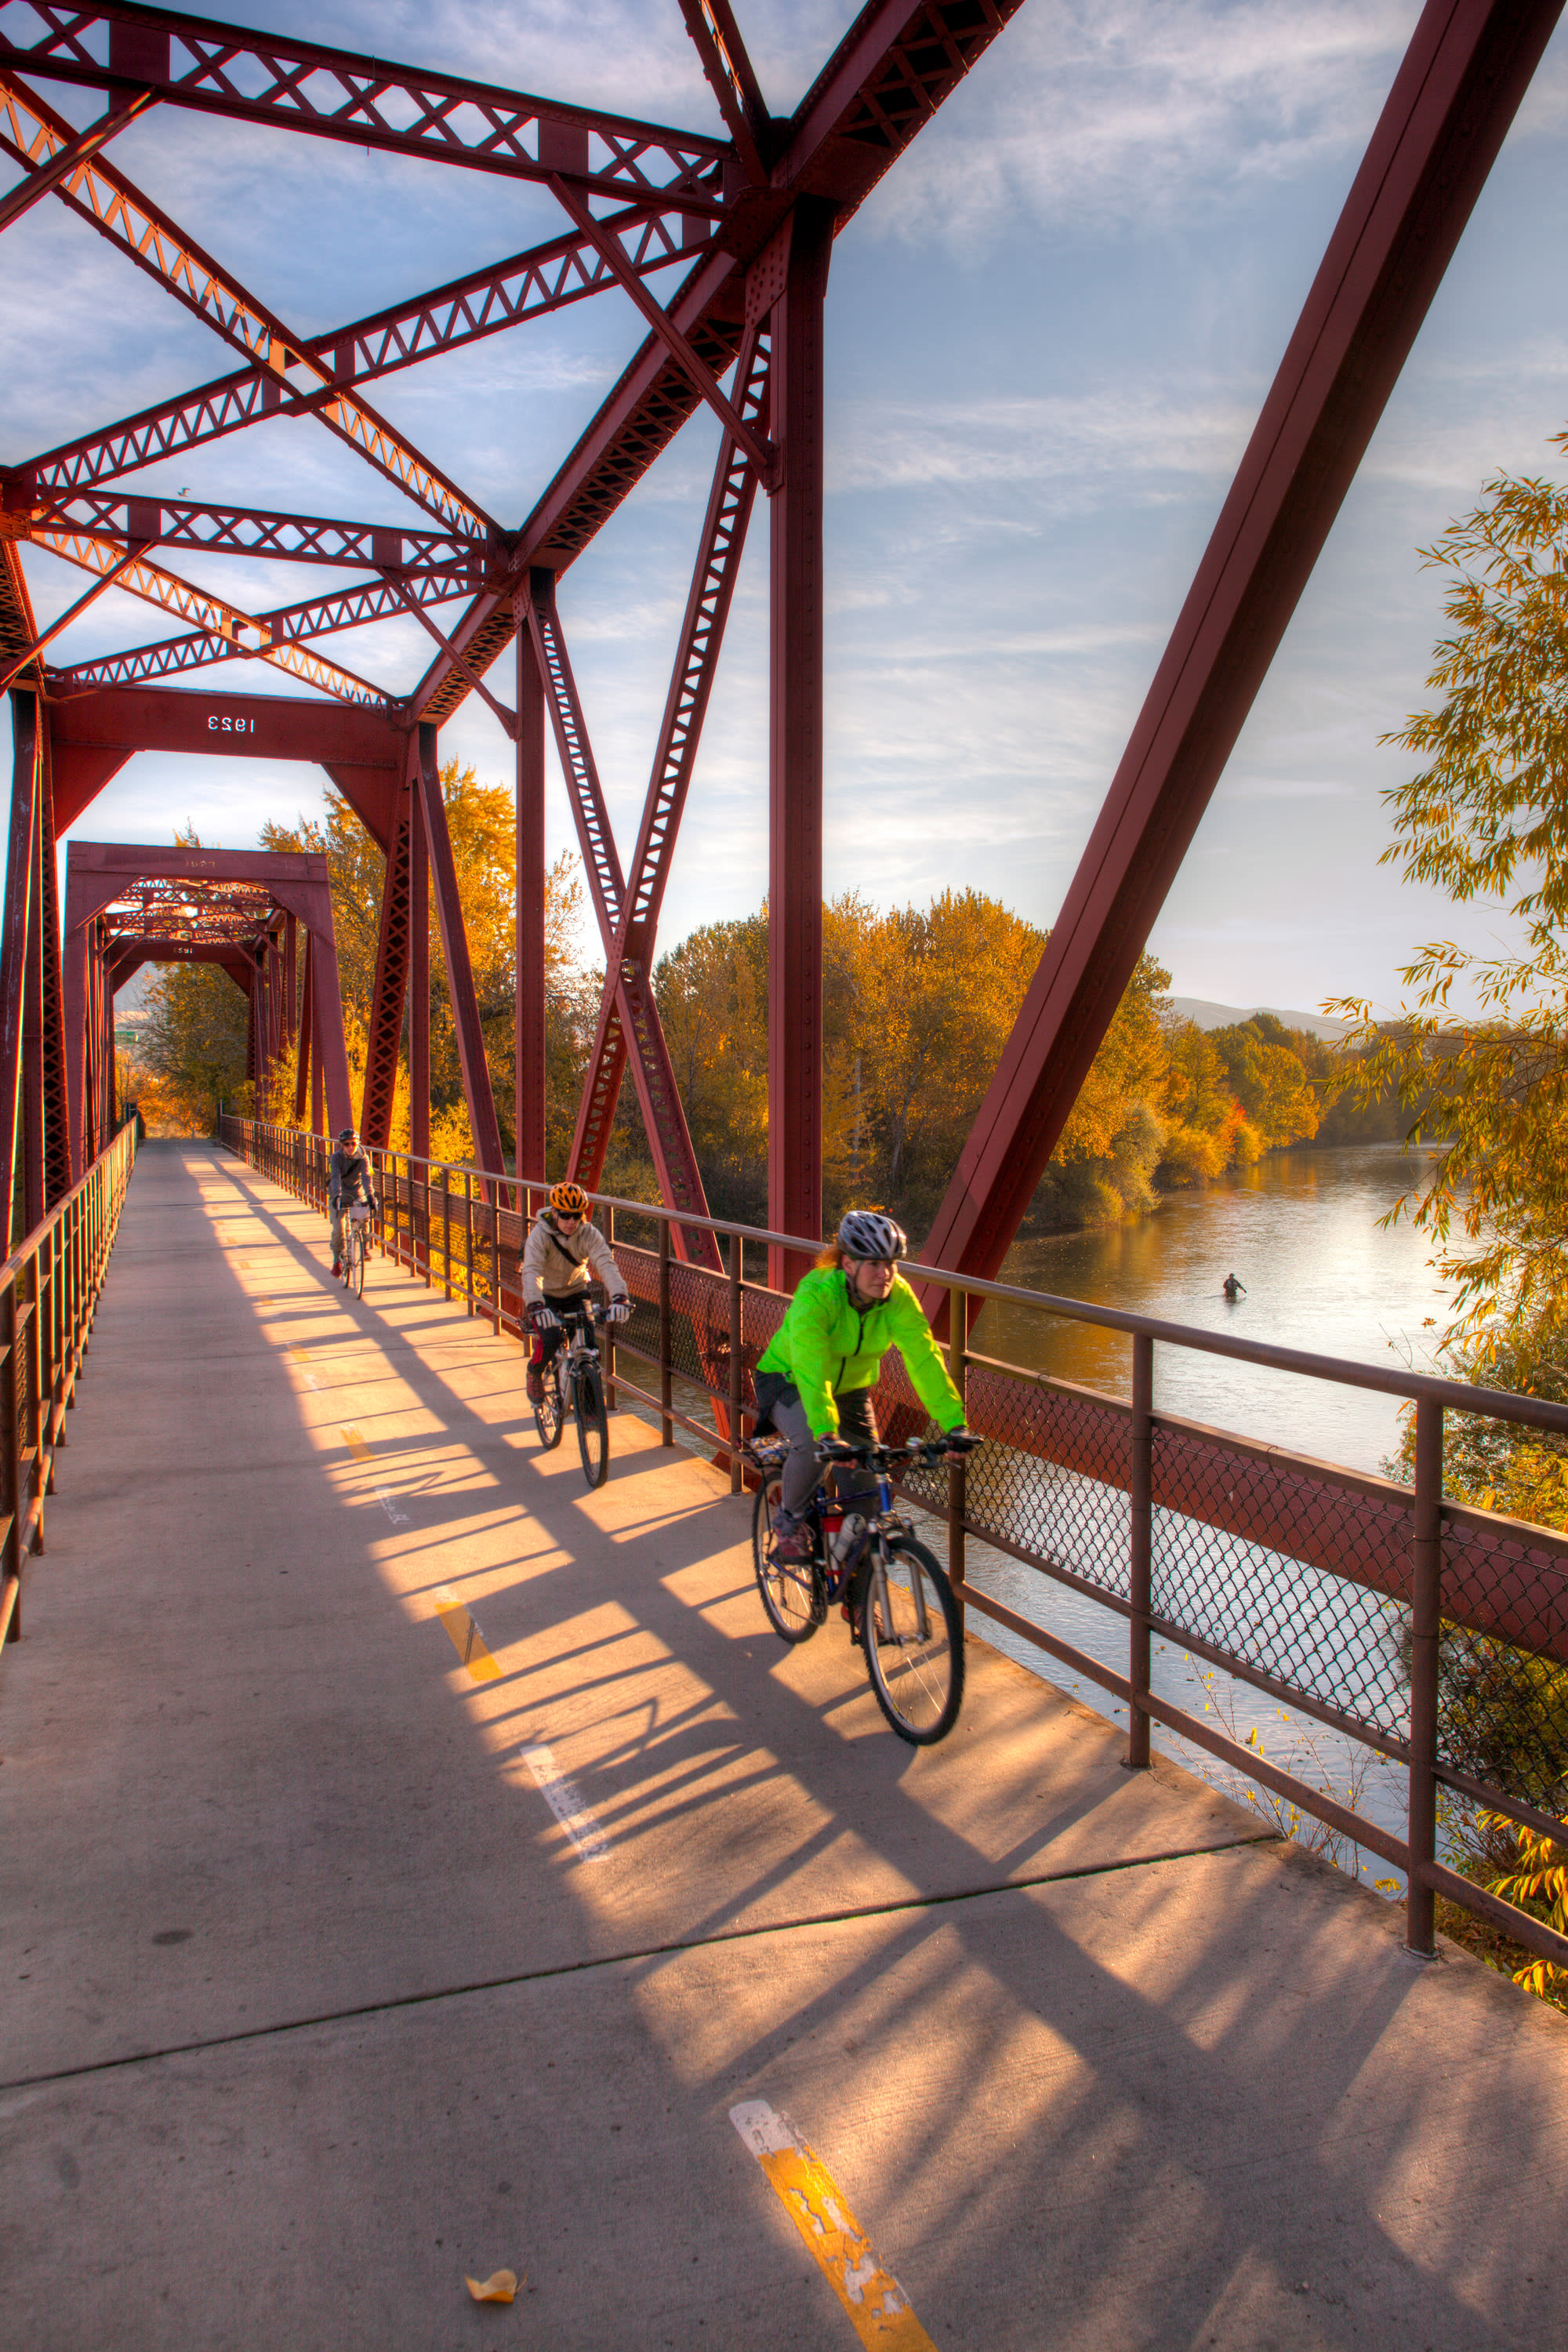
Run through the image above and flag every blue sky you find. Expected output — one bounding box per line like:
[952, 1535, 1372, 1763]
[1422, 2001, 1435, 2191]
[5, 0, 1568, 1017]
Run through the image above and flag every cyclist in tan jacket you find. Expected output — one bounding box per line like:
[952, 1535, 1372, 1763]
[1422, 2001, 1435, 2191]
[522, 1180, 630, 1403]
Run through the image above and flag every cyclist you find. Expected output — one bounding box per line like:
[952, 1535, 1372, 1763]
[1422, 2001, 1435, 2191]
[523, 1179, 631, 1403]
[753, 1208, 977, 1559]
[328, 1125, 379, 1278]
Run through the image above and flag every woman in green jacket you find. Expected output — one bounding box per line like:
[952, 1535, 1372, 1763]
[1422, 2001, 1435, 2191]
[753, 1209, 976, 1559]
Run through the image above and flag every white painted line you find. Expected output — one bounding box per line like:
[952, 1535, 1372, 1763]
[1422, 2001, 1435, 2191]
[521, 1742, 608, 1861]
[376, 1485, 410, 1527]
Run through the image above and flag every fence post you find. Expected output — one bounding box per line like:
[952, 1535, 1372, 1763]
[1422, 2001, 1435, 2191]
[947, 1282, 968, 1628]
[2, 1276, 22, 1641]
[441, 1165, 452, 1301]
[490, 1178, 502, 1336]
[658, 1213, 673, 1447]
[728, 1234, 743, 1494]
[1406, 1398, 1444, 1958]
[1127, 1331, 1154, 1769]
[464, 1169, 474, 1316]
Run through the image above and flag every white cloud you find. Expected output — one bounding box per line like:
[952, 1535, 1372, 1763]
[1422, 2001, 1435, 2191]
[868, 0, 1421, 247]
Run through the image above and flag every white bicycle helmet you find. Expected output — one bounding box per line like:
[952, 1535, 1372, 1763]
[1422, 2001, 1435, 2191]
[837, 1209, 907, 1262]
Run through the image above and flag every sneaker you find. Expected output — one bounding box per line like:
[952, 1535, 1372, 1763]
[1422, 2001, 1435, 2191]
[330, 1259, 342, 1278]
[527, 1367, 544, 1405]
[770, 1511, 811, 1562]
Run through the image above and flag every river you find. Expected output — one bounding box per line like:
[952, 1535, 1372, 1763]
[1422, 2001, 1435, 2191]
[953, 1145, 1453, 1887]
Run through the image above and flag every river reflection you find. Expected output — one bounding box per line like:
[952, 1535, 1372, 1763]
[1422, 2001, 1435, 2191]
[951, 1145, 1446, 1884]
[976, 1142, 1448, 1478]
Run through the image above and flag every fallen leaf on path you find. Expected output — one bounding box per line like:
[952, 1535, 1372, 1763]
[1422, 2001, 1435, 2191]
[464, 2269, 518, 2304]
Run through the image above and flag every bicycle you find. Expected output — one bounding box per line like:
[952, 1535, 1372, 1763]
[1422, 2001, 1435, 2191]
[531, 1299, 612, 1490]
[746, 1432, 980, 1745]
[339, 1200, 372, 1298]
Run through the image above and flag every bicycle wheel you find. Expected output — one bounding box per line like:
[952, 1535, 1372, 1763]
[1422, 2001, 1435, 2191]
[575, 1359, 609, 1490]
[352, 1225, 367, 1298]
[861, 1537, 964, 1744]
[533, 1356, 564, 1450]
[751, 1470, 822, 1644]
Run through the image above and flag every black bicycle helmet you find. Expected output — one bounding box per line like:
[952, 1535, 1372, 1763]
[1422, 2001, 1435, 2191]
[337, 1127, 354, 1145]
[837, 1209, 907, 1262]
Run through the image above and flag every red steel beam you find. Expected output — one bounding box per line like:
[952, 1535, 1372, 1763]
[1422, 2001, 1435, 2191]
[408, 2, 1025, 728]
[0, 691, 39, 1248]
[677, 0, 771, 185]
[33, 525, 395, 706]
[921, 0, 1568, 1294]
[0, 69, 495, 538]
[0, 4, 729, 203]
[514, 603, 547, 1185]
[0, 78, 154, 231]
[525, 577, 720, 1269]
[568, 328, 767, 1197]
[414, 724, 504, 1179]
[24, 494, 491, 574]
[46, 566, 473, 696]
[359, 780, 413, 1152]
[768, 200, 833, 1286]
[9, 201, 707, 506]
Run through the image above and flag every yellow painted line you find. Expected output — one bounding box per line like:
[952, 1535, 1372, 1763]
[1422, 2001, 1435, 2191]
[433, 1584, 501, 1682]
[730, 2103, 936, 2350]
[342, 1425, 373, 1462]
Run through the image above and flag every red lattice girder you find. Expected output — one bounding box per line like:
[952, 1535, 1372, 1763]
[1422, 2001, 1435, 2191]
[26, 494, 492, 575]
[920, 0, 1566, 1300]
[0, 4, 729, 203]
[0, 78, 154, 232]
[677, 0, 771, 185]
[0, 691, 40, 1250]
[568, 328, 765, 1205]
[526, 578, 720, 1269]
[10, 201, 710, 506]
[359, 787, 412, 1151]
[413, 727, 505, 1180]
[406, 3, 1028, 726]
[35, 528, 396, 707]
[0, 70, 494, 537]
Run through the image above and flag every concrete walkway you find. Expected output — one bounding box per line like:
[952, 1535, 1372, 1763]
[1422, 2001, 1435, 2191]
[2, 1139, 1564, 2350]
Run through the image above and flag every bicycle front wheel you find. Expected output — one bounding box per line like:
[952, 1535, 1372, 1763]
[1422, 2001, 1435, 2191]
[353, 1227, 367, 1298]
[575, 1360, 609, 1490]
[533, 1357, 564, 1450]
[862, 1537, 964, 1744]
[751, 1472, 822, 1644]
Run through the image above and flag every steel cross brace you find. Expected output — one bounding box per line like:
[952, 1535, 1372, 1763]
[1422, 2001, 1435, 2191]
[11, 200, 711, 507]
[919, 0, 1568, 1301]
[568, 325, 768, 1203]
[20, 493, 492, 575]
[524, 575, 720, 1271]
[0, 3, 730, 205]
[34, 526, 394, 707]
[358, 779, 413, 1151]
[0, 67, 495, 538]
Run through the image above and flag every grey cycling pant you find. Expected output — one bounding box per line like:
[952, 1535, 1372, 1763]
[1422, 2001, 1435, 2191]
[771, 1392, 880, 1520]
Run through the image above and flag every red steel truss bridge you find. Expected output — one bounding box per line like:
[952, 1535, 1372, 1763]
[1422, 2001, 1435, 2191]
[0, 0, 1562, 1290]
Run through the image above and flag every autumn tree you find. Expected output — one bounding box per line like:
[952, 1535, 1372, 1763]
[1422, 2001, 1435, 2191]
[1334, 441, 1568, 1523]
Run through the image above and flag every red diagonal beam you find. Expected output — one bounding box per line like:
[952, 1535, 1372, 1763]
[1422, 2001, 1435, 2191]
[0, 3, 728, 201]
[9, 201, 706, 506]
[408, 3, 1024, 727]
[677, 0, 771, 183]
[34, 527, 395, 706]
[569, 327, 768, 1189]
[0, 78, 153, 230]
[48, 566, 474, 695]
[547, 174, 775, 480]
[921, 0, 1567, 1297]
[413, 726, 505, 1180]
[0, 543, 140, 695]
[525, 576, 720, 1269]
[0, 69, 494, 537]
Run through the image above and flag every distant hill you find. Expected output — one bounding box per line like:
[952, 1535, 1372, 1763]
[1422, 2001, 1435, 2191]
[1167, 996, 1353, 1042]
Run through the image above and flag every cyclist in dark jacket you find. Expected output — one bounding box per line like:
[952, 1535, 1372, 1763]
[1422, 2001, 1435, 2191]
[328, 1127, 378, 1277]
[754, 1209, 975, 1559]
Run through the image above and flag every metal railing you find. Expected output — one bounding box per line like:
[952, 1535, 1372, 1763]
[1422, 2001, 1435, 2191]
[219, 1112, 1568, 1976]
[1, 1117, 138, 1658]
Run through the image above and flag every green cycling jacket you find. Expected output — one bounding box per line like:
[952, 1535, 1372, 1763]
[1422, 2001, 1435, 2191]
[755, 1265, 965, 1439]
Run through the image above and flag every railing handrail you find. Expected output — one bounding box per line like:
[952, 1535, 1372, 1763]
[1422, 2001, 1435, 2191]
[227, 1113, 1568, 1439]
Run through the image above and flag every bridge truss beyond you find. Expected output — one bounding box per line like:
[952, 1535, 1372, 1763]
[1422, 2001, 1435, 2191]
[0, 1, 1562, 1288]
